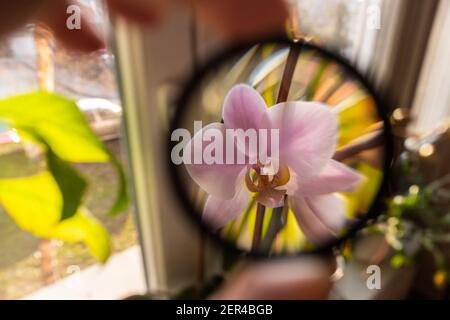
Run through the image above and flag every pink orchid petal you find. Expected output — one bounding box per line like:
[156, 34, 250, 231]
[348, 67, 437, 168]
[184, 123, 246, 199]
[292, 159, 363, 196]
[263, 101, 338, 182]
[223, 84, 267, 131]
[289, 193, 347, 245]
[304, 194, 349, 233]
[203, 177, 252, 230]
[256, 188, 286, 208]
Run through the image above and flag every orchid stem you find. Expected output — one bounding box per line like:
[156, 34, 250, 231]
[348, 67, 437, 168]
[277, 45, 301, 103]
[259, 196, 288, 253]
[252, 203, 266, 251]
[333, 129, 384, 161]
[252, 45, 301, 252]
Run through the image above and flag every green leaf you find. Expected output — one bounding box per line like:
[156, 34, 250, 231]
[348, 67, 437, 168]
[0, 171, 110, 262]
[0, 171, 61, 232]
[48, 208, 111, 263]
[0, 91, 109, 162]
[47, 148, 87, 220]
[335, 94, 379, 147]
[259, 206, 284, 253]
[304, 59, 328, 100]
[343, 162, 383, 216]
[390, 253, 412, 269]
[28, 132, 87, 221]
[109, 155, 129, 216]
[0, 91, 129, 216]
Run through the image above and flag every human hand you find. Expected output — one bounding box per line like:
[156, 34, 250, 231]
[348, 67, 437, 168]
[210, 258, 333, 300]
[0, 0, 289, 52]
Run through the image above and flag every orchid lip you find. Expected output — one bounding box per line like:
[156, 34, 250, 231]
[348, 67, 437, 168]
[245, 164, 290, 194]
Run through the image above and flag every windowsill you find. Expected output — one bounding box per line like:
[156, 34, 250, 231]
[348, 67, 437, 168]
[22, 246, 146, 300]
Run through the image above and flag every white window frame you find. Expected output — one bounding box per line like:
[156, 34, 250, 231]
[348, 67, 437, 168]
[112, 7, 223, 297]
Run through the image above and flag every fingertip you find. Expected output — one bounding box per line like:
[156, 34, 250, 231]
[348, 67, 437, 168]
[36, 0, 106, 53]
[195, 0, 289, 43]
[57, 25, 106, 53]
[106, 0, 164, 26]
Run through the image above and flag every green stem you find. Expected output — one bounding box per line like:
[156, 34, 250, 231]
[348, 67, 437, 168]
[260, 197, 288, 253]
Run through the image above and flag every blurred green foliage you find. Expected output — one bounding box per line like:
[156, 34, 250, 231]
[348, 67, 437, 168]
[0, 91, 128, 262]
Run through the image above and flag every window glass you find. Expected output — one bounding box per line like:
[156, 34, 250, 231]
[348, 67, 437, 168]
[0, 0, 143, 300]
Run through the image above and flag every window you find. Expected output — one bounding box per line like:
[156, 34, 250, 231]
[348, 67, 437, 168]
[410, 0, 450, 136]
[0, 0, 144, 299]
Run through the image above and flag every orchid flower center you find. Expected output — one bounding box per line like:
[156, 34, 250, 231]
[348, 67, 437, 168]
[245, 164, 290, 193]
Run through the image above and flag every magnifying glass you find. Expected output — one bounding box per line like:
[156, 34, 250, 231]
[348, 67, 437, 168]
[168, 37, 392, 257]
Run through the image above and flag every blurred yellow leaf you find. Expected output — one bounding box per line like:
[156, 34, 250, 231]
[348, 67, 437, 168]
[335, 94, 379, 147]
[343, 162, 383, 216]
[0, 171, 111, 262]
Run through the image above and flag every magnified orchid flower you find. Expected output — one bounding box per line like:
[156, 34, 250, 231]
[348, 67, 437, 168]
[183, 84, 362, 244]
